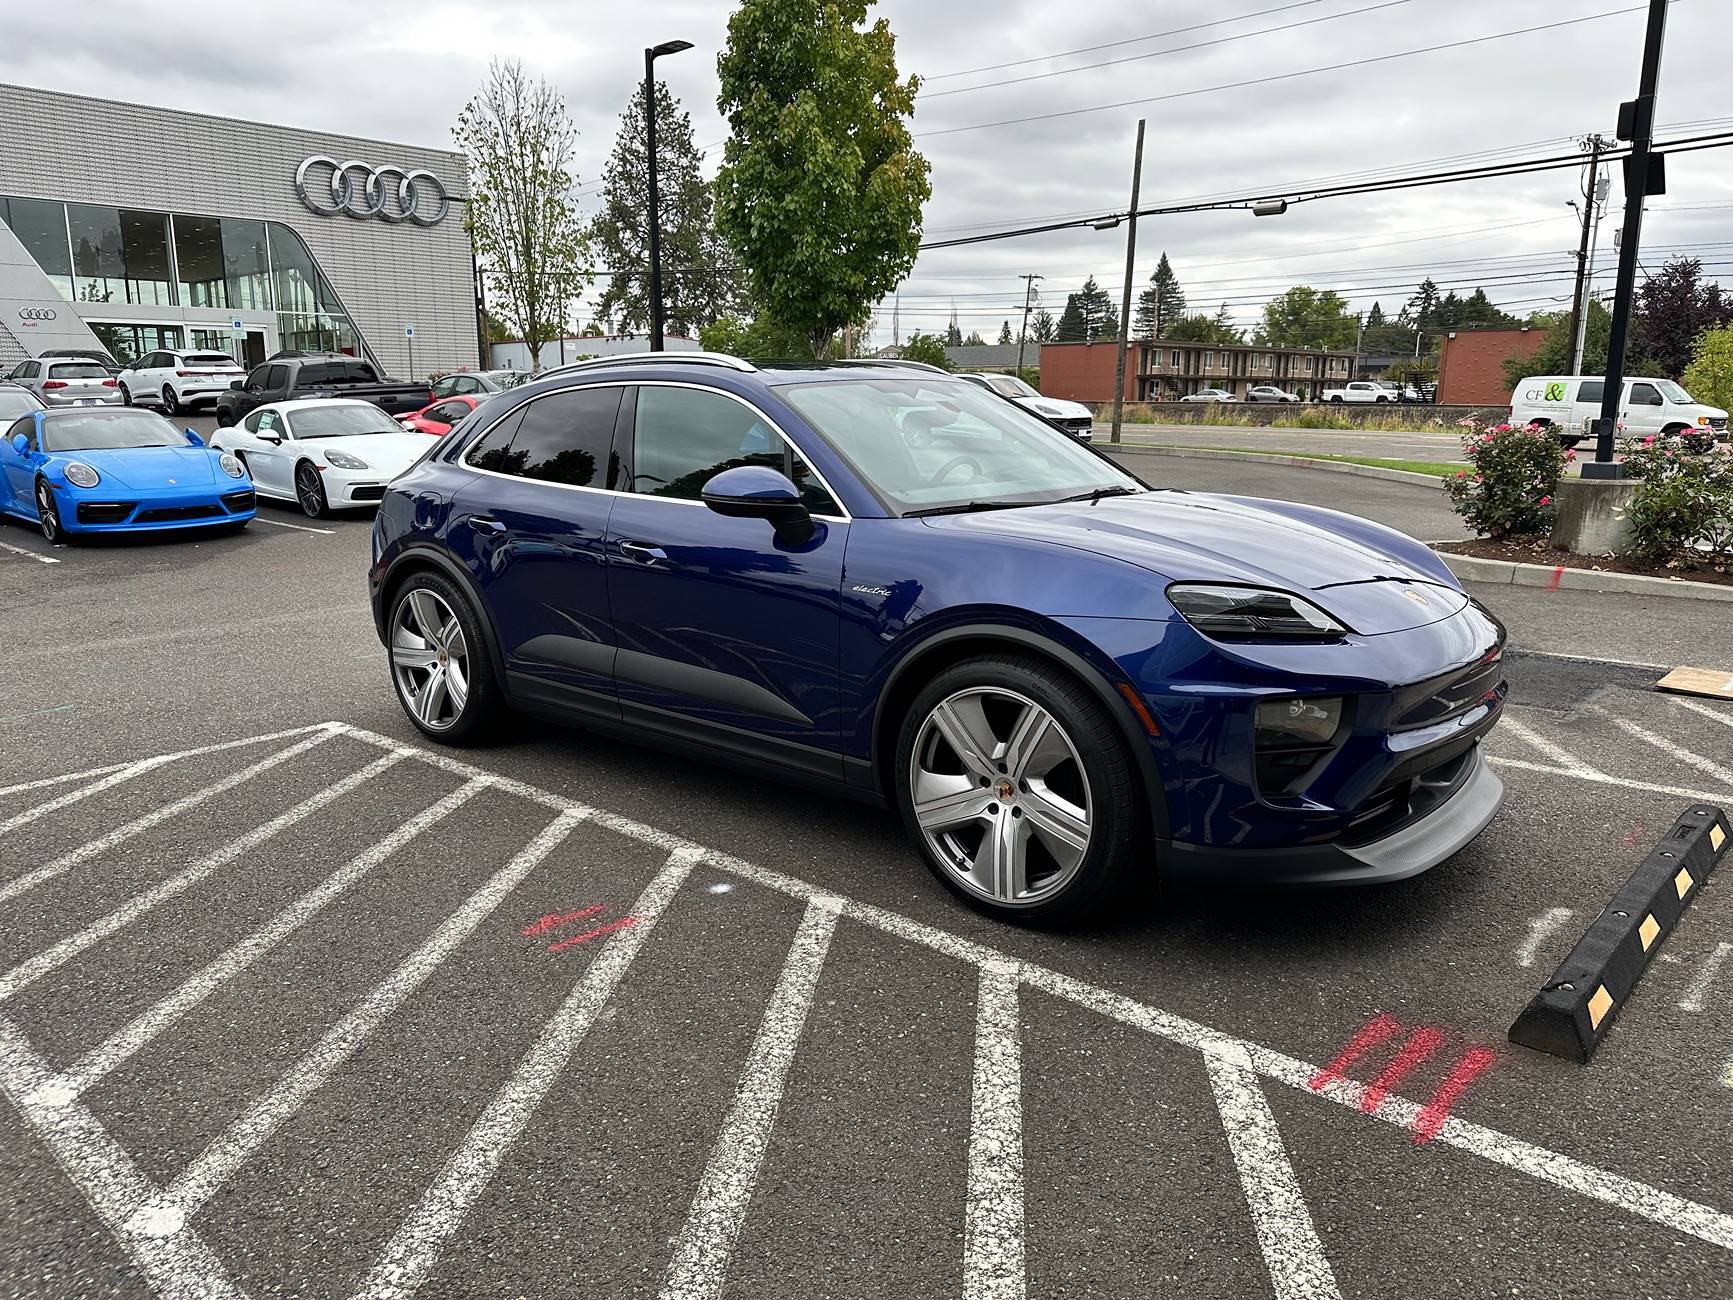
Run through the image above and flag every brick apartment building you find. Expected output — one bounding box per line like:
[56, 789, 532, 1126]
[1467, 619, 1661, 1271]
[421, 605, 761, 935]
[1039, 339, 1359, 403]
[1435, 327, 1548, 405]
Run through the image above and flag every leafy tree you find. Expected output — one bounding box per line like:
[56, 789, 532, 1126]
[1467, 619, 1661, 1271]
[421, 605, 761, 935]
[715, 0, 931, 356]
[1360, 299, 1416, 353]
[899, 331, 953, 369]
[1028, 308, 1057, 342]
[699, 312, 820, 359]
[1632, 257, 1733, 379]
[588, 79, 739, 337]
[997, 320, 1013, 345]
[454, 60, 592, 371]
[1682, 322, 1733, 412]
[1055, 276, 1117, 342]
[1163, 313, 1241, 344]
[1497, 300, 1662, 390]
[1256, 285, 1356, 349]
[1133, 251, 1186, 340]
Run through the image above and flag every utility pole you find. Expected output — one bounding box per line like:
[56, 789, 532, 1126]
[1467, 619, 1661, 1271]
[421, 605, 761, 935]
[1565, 134, 1610, 376]
[1587, 0, 1668, 476]
[892, 293, 900, 348]
[644, 39, 694, 353]
[1110, 118, 1146, 445]
[1015, 273, 1043, 376]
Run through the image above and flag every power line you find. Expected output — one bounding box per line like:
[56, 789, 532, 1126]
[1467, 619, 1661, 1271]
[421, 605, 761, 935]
[920, 0, 1419, 99]
[917, 5, 1648, 138]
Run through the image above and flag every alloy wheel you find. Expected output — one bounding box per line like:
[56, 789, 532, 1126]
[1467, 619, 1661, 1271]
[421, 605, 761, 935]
[391, 589, 470, 732]
[35, 481, 60, 543]
[162, 385, 180, 416]
[908, 686, 1093, 907]
[296, 464, 325, 517]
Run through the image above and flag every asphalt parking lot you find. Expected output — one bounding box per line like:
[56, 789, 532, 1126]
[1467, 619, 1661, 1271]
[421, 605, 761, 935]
[3, 458, 1732, 1299]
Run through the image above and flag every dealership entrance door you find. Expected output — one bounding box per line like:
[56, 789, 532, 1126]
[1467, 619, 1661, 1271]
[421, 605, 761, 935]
[239, 330, 266, 367]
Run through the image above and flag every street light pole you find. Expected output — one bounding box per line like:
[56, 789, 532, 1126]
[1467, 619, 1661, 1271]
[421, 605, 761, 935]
[1015, 273, 1042, 376]
[644, 39, 693, 353]
[1587, 0, 1668, 476]
[1110, 119, 1146, 445]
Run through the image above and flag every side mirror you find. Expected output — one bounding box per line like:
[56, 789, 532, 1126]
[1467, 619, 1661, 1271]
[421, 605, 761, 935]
[229, 379, 244, 390]
[11, 433, 28, 455]
[184, 428, 204, 447]
[701, 464, 812, 540]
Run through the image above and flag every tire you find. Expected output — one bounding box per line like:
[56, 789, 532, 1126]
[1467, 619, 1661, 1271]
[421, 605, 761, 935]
[295, 461, 328, 518]
[215, 407, 235, 429]
[893, 653, 1143, 923]
[387, 571, 502, 744]
[119, 384, 134, 407]
[162, 385, 181, 416]
[1329, 396, 1344, 404]
[35, 478, 64, 544]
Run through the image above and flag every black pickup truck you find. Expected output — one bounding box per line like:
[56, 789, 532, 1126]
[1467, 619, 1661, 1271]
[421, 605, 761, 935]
[214, 355, 431, 426]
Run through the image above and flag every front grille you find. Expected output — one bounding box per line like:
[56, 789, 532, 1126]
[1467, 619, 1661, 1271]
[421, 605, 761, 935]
[1708, 417, 1727, 431]
[136, 503, 221, 523]
[348, 484, 386, 502]
[76, 502, 136, 524]
[1342, 748, 1476, 846]
[221, 490, 256, 512]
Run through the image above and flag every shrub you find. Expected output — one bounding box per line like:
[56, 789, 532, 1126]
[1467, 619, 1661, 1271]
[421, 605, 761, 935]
[1619, 436, 1733, 569]
[1443, 422, 1567, 538]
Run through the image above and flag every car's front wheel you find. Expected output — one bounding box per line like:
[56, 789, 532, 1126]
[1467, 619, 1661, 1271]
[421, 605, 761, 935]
[388, 573, 501, 743]
[35, 479, 63, 544]
[295, 462, 328, 518]
[894, 654, 1142, 922]
[119, 383, 134, 406]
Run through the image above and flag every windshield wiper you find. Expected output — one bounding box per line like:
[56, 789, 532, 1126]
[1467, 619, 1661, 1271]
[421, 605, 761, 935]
[1054, 486, 1142, 506]
[904, 499, 1034, 518]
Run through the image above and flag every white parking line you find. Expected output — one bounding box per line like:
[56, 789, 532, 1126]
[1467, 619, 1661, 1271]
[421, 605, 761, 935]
[0, 722, 334, 800]
[0, 537, 60, 564]
[253, 517, 335, 535]
[1515, 907, 1576, 969]
[1495, 716, 1611, 778]
[962, 962, 1025, 1300]
[50, 780, 485, 1100]
[1488, 757, 1733, 805]
[1679, 942, 1733, 1014]
[1589, 704, 1733, 789]
[0, 757, 170, 839]
[166, 807, 589, 1217]
[353, 847, 701, 1300]
[1206, 1046, 1342, 1300]
[660, 897, 842, 1300]
[1673, 697, 1733, 730]
[0, 727, 341, 908]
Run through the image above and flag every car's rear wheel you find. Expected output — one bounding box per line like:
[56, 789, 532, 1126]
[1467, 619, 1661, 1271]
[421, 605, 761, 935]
[34, 479, 63, 544]
[216, 407, 235, 428]
[295, 462, 328, 518]
[162, 385, 180, 416]
[894, 654, 1142, 922]
[119, 383, 134, 406]
[388, 574, 500, 743]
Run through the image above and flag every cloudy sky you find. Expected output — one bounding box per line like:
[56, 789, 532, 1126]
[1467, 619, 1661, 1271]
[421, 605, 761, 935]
[6, 0, 1729, 344]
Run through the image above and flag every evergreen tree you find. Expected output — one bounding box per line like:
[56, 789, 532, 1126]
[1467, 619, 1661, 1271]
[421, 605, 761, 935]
[962, 329, 985, 346]
[997, 319, 1013, 345]
[1402, 278, 1441, 329]
[945, 319, 963, 346]
[589, 79, 739, 336]
[1132, 251, 1186, 340]
[1211, 301, 1242, 343]
[1054, 296, 1088, 342]
[1029, 308, 1057, 342]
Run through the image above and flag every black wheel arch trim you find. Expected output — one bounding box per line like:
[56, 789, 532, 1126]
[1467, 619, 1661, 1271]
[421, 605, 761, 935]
[869, 621, 1170, 840]
[374, 543, 510, 694]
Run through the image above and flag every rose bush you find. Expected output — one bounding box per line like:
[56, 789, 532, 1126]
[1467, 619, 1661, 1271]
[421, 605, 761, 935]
[1443, 422, 1568, 538]
[1620, 435, 1733, 569]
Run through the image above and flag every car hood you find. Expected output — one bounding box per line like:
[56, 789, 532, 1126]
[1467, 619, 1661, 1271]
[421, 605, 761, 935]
[70, 446, 219, 490]
[1020, 396, 1093, 419]
[303, 433, 433, 473]
[925, 491, 1467, 634]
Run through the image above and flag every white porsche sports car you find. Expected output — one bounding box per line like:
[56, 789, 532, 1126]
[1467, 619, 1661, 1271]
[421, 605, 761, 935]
[209, 398, 436, 518]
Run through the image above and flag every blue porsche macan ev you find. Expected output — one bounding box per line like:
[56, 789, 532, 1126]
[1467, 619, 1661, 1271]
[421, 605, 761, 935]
[1, 407, 255, 541]
[369, 354, 1506, 921]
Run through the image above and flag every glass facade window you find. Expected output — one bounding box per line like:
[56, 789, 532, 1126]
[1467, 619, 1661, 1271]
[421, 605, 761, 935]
[0, 196, 74, 297]
[89, 323, 186, 367]
[269, 222, 360, 356]
[173, 214, 225, 307]
[67, 204, 175, 306]
[223, 218, 272, 311]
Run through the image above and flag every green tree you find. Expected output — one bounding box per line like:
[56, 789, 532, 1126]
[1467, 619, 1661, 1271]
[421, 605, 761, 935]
[1163, 313, 1241, 344]
[699, 312, 817, 359]
[1682, 322, 1733, 412]
[1632, 256, 1733, 379]
[715, 0, 931, 357]
[1028, 308, 1057, 342]
[1361, 299, 1415, 353]
[962, 329, 985, 346]
[1211, 301, 1243, 344]
[997, 319, 1013, 345]
[1403, 278, 1441, 329]
[1256, 285, 1356, 349]
[1497, 301, 1661, 390]
[588, 78, 739, 337]
[945, 318, 963, 347]
[1055, 276, 1117, 342]
[1133, 251, 1186, 340]
[454, 60, 592, 371]
[899, 331, 953, 369]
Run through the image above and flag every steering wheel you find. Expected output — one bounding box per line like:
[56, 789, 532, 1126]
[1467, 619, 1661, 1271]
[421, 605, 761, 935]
[931, 455, 983, 485]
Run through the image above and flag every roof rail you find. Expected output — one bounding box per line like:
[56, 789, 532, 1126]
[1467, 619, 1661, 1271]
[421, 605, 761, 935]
[828, 357, 950, 375]
[540, 350, 757, 377]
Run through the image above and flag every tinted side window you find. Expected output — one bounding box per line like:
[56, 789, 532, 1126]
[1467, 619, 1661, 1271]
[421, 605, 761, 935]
[263, 365, 289, 390]
[630, 386, 839, 513]
[1629, 382, 1663, 406]
[1576, 380, 1603, 404]
[466, 408, 524, 472]
[505, 387, 623, 487]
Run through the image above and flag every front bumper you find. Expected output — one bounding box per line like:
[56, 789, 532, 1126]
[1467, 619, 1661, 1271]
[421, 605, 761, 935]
[60, 483, 255, 532]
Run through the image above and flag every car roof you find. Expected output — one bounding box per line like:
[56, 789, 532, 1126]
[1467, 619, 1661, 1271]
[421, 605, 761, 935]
[255, 397, 388, 415]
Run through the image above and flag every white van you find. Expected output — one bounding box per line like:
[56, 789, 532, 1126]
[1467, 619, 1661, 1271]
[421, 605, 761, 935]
[1509, 375, 1728, 448]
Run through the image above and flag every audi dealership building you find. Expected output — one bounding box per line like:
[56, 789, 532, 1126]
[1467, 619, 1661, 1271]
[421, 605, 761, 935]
[0, 83, 477, 379]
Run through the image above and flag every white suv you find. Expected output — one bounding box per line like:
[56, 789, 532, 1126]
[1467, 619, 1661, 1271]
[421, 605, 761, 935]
[118, 349, 247, 416]
[1509, 375, 1728, 449]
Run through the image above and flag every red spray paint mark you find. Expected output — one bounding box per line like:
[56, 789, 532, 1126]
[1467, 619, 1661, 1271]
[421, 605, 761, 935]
[1411, 1046, 1499, 1144]
[1545, 565, 1565, 593]
[547, 916, 640, 954]
[521, 904, 607, 937]
[1307, 1012, 1402, 1091]
[1357, 1026, 1445, 1114]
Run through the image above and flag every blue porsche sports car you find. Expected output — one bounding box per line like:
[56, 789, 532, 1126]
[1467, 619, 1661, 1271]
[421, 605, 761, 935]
[1, 407, 256, 542]
[368, 354, 1506, 921]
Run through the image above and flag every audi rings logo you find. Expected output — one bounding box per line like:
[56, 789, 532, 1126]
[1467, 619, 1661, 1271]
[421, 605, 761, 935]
[294, 156, 451, 227]
[18, 307, 57, 321]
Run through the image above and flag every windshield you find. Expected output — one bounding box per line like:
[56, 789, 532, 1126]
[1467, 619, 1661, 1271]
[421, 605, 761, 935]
[482, 370, 525, 389]
[1656, 379, 1694, 404]
[288, 404, 402, 438]
[0, 388, 43, 419]
[985, 375, 1039, 398]
[779, 378, 1139, 515]
[41, 410, 184, 452]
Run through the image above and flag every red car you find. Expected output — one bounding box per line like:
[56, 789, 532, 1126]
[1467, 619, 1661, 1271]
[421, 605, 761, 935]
[398, 394, 480, 436]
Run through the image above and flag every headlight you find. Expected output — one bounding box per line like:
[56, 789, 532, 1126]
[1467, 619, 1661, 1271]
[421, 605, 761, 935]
[1167, 584, 1347, 641]
[63, 462, 100, 488]
[218, 452, 245, 479]
[323, 449, 370, 470]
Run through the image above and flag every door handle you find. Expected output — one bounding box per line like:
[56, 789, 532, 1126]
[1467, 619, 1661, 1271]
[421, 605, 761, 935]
[467, 516, 507, 534]
[619, 540, 668, 564]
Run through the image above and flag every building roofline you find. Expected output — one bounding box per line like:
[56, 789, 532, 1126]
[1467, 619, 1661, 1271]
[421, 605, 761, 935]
[0, 80, 464, 162]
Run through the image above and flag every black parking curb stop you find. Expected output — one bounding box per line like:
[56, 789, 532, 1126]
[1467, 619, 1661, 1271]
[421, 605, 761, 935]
[1509, 804, 1730, 1063]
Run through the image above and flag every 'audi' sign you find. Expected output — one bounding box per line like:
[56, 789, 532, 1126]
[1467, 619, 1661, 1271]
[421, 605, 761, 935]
[294, 156, 450, 227]
[18, 306, 56, 322]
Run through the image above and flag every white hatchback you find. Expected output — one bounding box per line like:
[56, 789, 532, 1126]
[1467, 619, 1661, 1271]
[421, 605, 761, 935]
[117, 349, 247, 415]
[209, 398, 434, 517]
[1509, 375, 1728, 448]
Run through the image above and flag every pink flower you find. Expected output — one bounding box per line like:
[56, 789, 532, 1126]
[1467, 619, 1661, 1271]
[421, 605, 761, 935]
[1456, 469, 1468, 478]
[1540, 495, 1552, 506]
[1642, 435, 1655, 446]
